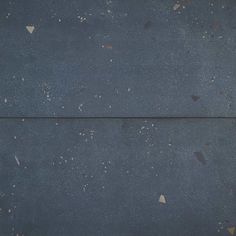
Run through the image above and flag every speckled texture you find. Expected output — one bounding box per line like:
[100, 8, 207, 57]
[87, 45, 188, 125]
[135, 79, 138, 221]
[0, 1, 236, 235]
[0, 0, 236, 116]
[0, 119, 235, 236]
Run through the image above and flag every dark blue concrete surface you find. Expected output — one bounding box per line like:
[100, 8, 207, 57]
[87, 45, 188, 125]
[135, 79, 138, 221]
[0, 0, 236, 236]
[0, 119, 235, 236]
[0, 0, 236, 116]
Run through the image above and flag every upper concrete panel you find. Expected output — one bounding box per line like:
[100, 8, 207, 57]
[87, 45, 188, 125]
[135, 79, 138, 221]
[0, 0, 236, 116]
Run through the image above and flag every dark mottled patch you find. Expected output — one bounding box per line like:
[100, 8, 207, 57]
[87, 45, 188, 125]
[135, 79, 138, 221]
[191, 95, 200, 102]
[151, 36, 156, 42]
[212, 21, 221, 31]
[194, 151, 206, 165]
[144, 21, 152, 30]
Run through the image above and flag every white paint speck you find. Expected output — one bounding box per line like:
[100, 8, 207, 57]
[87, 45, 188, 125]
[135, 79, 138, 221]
[78, 104, 83, 112]
[173, 3, 181, 11]
[14, 155, 20, 166]
[159, 194, 167, 204]
[26, 25, 35, 34]
[6, 13, 11, 19]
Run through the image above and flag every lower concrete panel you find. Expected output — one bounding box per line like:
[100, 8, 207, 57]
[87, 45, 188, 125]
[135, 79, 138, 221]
[0, 119, 235, 236]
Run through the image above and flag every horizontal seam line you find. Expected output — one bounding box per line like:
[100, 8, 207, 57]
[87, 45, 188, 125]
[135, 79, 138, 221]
[0, 117, 235, 119]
